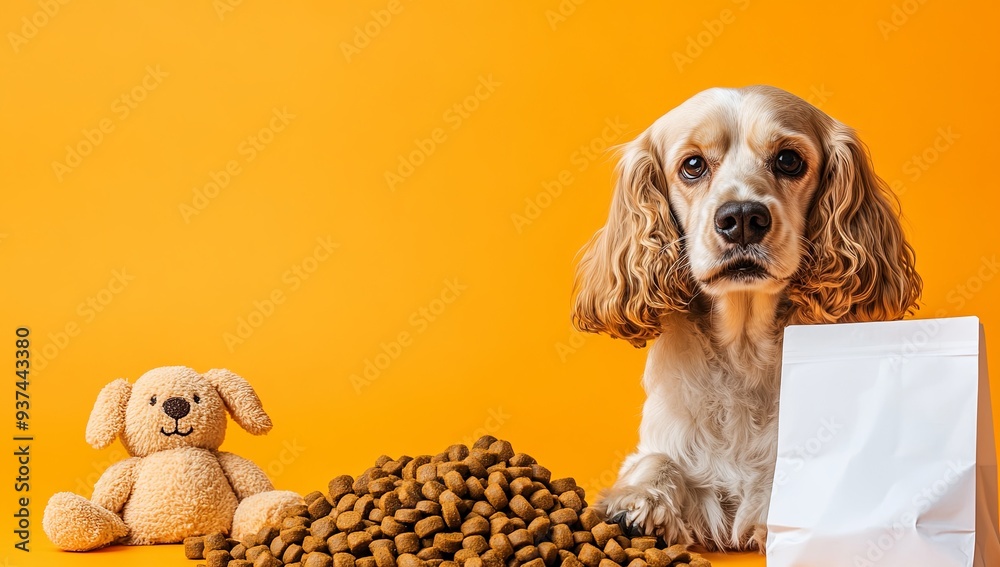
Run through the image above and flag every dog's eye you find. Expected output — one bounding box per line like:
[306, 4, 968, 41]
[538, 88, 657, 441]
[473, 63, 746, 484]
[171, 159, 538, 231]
[680, 156, 707, 180]
[774, 149, 804, 176]
[149, 396, 157, 406]
[193, 394, 200, 404]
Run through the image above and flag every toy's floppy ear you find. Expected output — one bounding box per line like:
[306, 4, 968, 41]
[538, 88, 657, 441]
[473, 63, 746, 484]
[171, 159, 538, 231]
[204, 368, 272, 435]
[85, 379, 131, 449]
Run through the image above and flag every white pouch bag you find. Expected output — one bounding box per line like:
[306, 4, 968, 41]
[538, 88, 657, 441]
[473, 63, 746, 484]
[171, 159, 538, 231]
[766, 316, 1000, 567]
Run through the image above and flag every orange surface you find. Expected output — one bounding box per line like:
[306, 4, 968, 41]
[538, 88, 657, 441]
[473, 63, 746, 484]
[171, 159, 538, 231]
[0, 1, 997, 566]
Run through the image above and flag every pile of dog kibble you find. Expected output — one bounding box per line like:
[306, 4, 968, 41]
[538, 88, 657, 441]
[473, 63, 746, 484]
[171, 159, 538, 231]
[183, 437, 710, 567]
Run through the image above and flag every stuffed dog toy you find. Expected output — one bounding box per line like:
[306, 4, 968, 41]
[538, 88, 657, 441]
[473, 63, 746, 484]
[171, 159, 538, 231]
[42, 366, 303, 551]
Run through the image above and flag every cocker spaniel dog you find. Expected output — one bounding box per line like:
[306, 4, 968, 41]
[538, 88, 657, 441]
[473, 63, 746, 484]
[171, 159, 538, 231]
[572, 86, 921, 551]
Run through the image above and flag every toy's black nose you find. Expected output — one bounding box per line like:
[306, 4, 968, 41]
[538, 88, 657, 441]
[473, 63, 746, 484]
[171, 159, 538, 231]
[162, 397, 190, 420]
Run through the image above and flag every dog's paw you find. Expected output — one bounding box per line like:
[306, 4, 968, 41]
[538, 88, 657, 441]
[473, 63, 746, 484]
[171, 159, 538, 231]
[597, 485, 693, 546]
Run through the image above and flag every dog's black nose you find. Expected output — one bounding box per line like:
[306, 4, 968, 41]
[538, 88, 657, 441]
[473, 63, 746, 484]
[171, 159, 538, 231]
[162, 397, 191, 420]
[715, 200, 771, 245]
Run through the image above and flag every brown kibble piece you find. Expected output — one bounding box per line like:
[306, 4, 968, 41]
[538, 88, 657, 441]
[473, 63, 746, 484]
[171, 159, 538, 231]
[508, 528, 533, 548]
[327, 533, 349, 553]
[521, 558, 545, 567]
[548, 478, 577, 494]
[357, 557, 378, 567]
[312, 516, 337, 540]
[204, 532, 229, 552]
[395, 508, 423, 524]
[463, 535, 489, 555]
[245, 545, 269, 562]
[562, 553, 585, 567]
[527, 516, 550, 542]
[591, 522, 620, 548]
[334, 552, 358, 567]
[254, 551, 282, 567]
[689, 558, 711, 567]
[270, 535, 289, 557]
[395, 532, 421, 554]
[347, 531, 374, 554]
[337, 511, 364, 533]
[310, 496, 334, 519]
[626, 559, 648, 567]
[397, 554, 424, 567]
[465, 558, 483, 567]
[473, 435, 498, 450]
[515, 545, 539, 562]
[603, 539, 627, 564]
[598, 560, 619, 567]
[489, 532, 514, 558]
[441, 500, 462, 528]
[630, 537, 657, 551]
[537, 541, 558, 566]
[414, 515, 446, 538]
[184, 536, 205, 559]
[303, 536, 328, 554]
[663, 545, 691, 562]
[644, 548, 669, 567]
[461, 514, 490, 536]
[578, 509, 601, 531]
[557, 491, 583, 512]
[443, 470, 468, 496]
[283, 525, 309, 544]
[433, 532, 464, 554]
[206, 549, 231, 567]
[305, 552, 334, 567]
[577, 543, 605, 567]
[528, 489, 553, 510]
[487, 440, 514, 462]
[550, 524, 573, 549]
[508, 495, 536, 522]
[284, 543, 305, 564]
[330, 475, 355, 501]
[382, 517, 408, 537]
[484, 483, 508, 510]
[548, 508, 578, 525]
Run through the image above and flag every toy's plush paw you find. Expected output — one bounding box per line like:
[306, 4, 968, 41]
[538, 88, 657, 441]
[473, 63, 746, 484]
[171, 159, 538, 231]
[232, 490, 304, 541]
[43, 492, 129, 551]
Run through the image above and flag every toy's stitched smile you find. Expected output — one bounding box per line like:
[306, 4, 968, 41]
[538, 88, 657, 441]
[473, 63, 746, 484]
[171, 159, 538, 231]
[160, 423, 194, 437]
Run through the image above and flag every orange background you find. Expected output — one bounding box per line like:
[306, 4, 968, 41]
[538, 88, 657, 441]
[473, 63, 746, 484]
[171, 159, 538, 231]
[1, 1, 998, 566]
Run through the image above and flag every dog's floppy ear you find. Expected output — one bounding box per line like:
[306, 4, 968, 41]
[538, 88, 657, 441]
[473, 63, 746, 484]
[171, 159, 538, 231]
[572, 128, 694, 348]
[204, 368, 272, 435]
[85, 379, 131, 449]
[790, 122, 922, 323]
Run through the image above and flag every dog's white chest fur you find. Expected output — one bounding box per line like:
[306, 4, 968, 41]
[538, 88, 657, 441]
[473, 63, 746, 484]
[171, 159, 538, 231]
[608, 310, 783, 549]
[123, 447, 238, 543]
